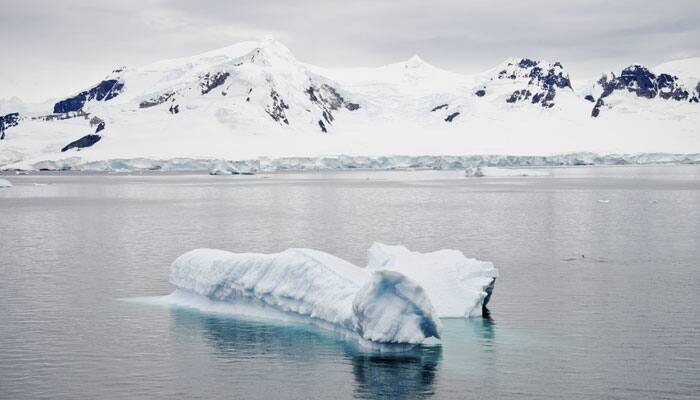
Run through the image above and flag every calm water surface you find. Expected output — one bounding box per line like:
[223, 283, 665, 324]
[1, 166, 699, 399]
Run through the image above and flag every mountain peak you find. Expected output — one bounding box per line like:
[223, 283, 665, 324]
[404, 55, 429, 68]
[192, 36, 296, 65]
[259, 35, 292, 53]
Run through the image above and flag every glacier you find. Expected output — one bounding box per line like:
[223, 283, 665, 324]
[167, 243, 497, 347]
[3, 152, 699, 172]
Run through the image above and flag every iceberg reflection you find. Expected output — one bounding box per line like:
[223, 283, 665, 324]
[349, 346, 442, 399]
[169, 307, 443, 398]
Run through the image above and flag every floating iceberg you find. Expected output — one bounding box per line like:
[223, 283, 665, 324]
[209, 167, 255, 175]
[464, 166, 485, 177]
[465, 167, 549, 177]
[167, 244, 497, 347]
[169, 247, 442, 347]
[367, 243, 497, 317]
[0, 178, 12, 188]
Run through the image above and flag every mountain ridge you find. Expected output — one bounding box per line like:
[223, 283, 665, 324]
[1, 37, 699, 169]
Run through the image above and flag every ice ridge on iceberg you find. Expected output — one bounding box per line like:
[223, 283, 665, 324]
[367, 243, 498, 318]
[169, 248, 442, 346]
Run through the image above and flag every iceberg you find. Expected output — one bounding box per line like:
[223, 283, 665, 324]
[465, 167, 549, 177]
[167, 243, 497, 347]
[169, 248, 442, 347]
[464, 166, 485, 177]
[0, 178, 12, 188]
[367, 243, 498, 317]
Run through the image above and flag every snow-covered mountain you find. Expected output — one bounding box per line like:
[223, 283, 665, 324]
[1, 37, 699, 170]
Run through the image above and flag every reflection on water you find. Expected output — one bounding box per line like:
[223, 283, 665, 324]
[170, 307, 341, 360]
[469, 315, 496, 342]
[350, 346, 442, 399]
[170, 307, 444, 399]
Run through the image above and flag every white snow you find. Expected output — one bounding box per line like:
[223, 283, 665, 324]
[169, 247, 442, 347]
[654, 58, 700, 80]
[366, 243, 498, 318]
[0, 178, 12, 188]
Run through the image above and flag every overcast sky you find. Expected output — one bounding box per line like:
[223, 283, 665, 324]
[2, 0, 699, 102]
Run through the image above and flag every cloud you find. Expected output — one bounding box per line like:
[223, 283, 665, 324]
[1, 0, 699, 102]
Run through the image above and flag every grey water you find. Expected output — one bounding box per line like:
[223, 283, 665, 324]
[0, 166, 699, 400]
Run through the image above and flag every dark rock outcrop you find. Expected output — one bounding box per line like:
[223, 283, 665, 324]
[518, 58, 538, 69]
[95, 121, 106, 133]
[431, 104, 448, 112]
[0, 112, 20, 140]
[497, 58, 571, 108]
[200, 72, 230, 95]
[591, 99, 604, 118]
[445, 112, 460, 122]
[591, 65, 699, 117]
[657, 74, 689, 100]
[60, 134, 101, 152]
[306, 84, 359, 132]
[140, 92, 174, 109]
[306, 84, 360, 112]
[53, 80, 124, 114]
[266, 89, 289, 125]
[506, 89, 532, 103]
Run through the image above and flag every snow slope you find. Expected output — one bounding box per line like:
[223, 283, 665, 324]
[1, 37, 699, 169]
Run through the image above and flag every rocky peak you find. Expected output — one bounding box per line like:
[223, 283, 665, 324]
[494, 58, 572, 108]
[0, 112, 20, 140]
[53, 79, 125, 114]
[496, 58, 571, 89]
[591, 64, 699, 117]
